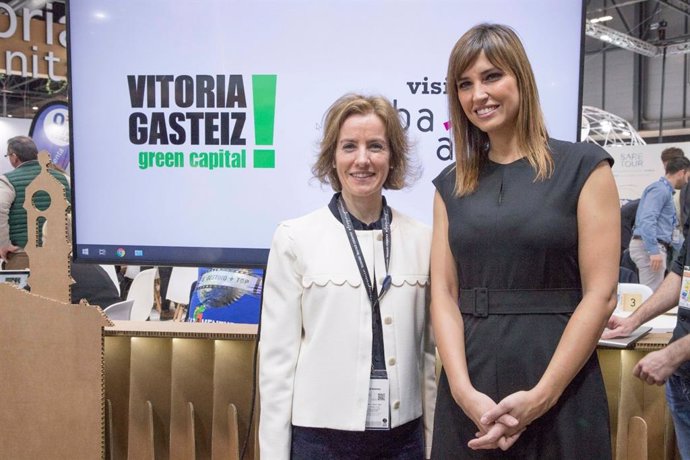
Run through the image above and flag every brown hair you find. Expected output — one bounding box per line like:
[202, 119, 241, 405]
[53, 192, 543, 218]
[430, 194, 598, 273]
[447, 23, 551, 196]
[312, 93, 415, 191]
[661, 147, 684, 165]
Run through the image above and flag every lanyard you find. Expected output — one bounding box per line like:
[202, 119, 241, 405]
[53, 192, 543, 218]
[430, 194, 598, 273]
[337, 197, 392, 307]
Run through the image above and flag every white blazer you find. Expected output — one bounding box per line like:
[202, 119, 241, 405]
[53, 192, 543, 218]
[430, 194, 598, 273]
[259, 206, 436, 459]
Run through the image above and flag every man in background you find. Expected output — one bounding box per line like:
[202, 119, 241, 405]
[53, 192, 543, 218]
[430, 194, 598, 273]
[630, 155, 690, 291]
[660, 147, 687, 264]
[0, 136, 70, 269]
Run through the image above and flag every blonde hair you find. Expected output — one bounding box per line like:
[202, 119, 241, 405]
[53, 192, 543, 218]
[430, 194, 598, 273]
[447, 23, 552, 196]
[312, 93, 414, 191]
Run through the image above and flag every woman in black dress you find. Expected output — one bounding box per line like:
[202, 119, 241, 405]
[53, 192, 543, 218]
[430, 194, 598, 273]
[430, 24, 620, 458]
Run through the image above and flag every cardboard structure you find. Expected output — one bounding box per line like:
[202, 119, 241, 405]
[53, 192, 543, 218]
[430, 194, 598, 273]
[0, 284, 110, 458]
[23, 153, 73, 303]
[599, 333, 679, 460]
[0, 152, 111, 458]
[104, 322, 258, 459]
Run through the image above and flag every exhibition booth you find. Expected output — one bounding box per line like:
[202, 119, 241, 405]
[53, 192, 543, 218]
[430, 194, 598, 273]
[0, 0, 688, 459]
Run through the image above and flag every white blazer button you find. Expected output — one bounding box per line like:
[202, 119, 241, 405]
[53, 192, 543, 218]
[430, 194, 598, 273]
[393, 400, 400, 409]
[377, 233, 383, 241]
[384, 316, 393, 325]
[388, 357, 396, 366]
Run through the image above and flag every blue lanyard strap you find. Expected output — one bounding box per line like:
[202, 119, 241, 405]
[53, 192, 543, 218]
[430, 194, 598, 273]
[337, 197, 392, 306]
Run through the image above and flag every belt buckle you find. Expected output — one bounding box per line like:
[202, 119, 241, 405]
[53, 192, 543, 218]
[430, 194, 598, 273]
[473, 288, 488, 318]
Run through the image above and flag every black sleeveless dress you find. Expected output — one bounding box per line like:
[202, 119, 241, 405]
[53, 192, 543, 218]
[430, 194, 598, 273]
[430, 139, 613, 459]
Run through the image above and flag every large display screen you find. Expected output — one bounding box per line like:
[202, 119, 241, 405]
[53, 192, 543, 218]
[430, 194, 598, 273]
[68, 0, 585, 267]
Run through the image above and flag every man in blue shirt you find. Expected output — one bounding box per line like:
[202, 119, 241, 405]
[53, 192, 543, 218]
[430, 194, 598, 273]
[630, 156, 690, 291]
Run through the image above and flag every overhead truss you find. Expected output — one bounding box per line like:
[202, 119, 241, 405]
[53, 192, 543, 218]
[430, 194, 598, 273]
[586, 19, 690, 56]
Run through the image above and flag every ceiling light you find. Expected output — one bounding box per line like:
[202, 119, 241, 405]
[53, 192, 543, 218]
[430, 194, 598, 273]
[32, 106, 38, 111]
[591, 15, 613, 24]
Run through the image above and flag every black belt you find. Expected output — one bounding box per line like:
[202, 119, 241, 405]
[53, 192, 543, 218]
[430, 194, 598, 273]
[458, 288, 582, 318]
[632, 235, 671, 250]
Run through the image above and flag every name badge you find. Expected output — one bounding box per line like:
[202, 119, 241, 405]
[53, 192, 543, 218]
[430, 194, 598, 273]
[679, 266, 690, 310]
[365, 372, 390, 430]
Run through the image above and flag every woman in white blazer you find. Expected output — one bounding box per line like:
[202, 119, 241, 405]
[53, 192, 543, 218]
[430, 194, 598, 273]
[259, 94, 436, 459]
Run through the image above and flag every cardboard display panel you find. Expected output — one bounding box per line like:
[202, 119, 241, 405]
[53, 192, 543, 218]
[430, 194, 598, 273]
[127, 337, 173, 458]
[24, 153, 72, 303]
[599, 333, 679, 460]
[103, 322, 258, 459]
[170, 339, 215, 458]
[104, 336, 132, 460]
[212, 339, 258, 459]
[0, 284, 110, 459]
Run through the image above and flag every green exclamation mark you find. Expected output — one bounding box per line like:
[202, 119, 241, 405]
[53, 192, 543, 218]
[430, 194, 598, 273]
[252, 74, 277, 168]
